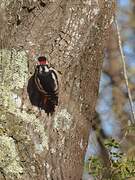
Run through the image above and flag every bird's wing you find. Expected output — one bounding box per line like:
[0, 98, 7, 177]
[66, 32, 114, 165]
[34, 68, 49, 96]
[49, 68, 59, 94]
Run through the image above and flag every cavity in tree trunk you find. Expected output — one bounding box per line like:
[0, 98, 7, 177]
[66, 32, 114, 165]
[0, 0, 115, 179]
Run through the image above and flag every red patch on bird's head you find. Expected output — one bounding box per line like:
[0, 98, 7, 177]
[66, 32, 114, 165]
[38, 56, 48, 65]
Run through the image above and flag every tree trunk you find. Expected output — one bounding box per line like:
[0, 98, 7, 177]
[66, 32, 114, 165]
[0, 0, 115, 179]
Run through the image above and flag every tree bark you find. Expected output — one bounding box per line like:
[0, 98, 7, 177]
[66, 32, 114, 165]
[0, 0, 115, 179]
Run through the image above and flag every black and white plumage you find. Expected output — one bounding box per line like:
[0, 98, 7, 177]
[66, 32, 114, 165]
[27, 56, 59, 115]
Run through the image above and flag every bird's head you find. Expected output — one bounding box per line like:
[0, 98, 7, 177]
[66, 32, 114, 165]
[37, 56, 48, 65]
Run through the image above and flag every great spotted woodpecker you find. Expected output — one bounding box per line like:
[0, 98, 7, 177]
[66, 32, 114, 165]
[27, 56, 59, 115]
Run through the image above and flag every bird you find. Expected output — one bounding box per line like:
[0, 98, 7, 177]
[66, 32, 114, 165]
[27, 56, 59, 115]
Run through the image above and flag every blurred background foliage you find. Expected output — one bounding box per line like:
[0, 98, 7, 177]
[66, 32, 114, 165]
[86, 0, 135, 179]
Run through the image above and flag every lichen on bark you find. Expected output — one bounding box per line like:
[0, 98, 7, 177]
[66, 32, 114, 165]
[0, 49, 28, 109]
[0, 135, 23, 178]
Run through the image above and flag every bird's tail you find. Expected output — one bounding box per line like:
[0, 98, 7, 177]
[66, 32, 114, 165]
[44, 96, 58, 116]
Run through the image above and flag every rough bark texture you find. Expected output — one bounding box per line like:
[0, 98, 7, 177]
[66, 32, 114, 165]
[0, 0, 115, 180]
